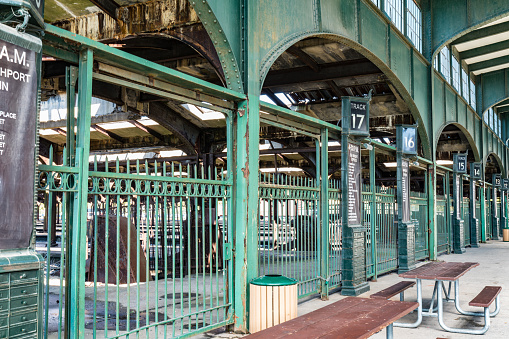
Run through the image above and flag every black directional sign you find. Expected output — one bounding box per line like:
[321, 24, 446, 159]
[494, 174, 501, 187]
[350, 101, 368, 135]
[453, 154, 467, 173]
[472, 163, 482, 180]
[342, 96, 370, 137]
[401, 126, 417, 155]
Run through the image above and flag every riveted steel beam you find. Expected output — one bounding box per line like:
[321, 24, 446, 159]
[189, 1, 243, 92]
[431, 0, 509, 58]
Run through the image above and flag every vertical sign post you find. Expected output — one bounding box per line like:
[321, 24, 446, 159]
[341, 95, 371, 296]
[469, 163, 482, 247]
[492, 174, 501, 240]
[452, 153, 467, 253]
[501, 179, 508, 233]
[396, 125, 417, 272]
[503, 179, 509, 242]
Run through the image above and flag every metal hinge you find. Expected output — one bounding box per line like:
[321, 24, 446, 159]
[224, 243, 232, 260]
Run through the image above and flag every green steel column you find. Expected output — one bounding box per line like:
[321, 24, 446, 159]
[452, 171, 465, 253]
[65, 66, 78, 165]
[445, 172, 451, 253]
[340, 96, 370, 296]
[320, 128, 329, 300]
[500, 184, 507, 234]
[492, 175, 500, 240]
[369, 147, 377, 280]
[235, 0, 261, 332]
[469, 165, 480, 248]
[396, 126, 415, 272]
[480, 183, 487, 242]
[427, 165, 437, 260]
[233, 98, 259, 333]
[68, 48, 93, 339]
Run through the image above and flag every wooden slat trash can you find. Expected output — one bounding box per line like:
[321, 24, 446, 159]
[249, 275, 298, 333]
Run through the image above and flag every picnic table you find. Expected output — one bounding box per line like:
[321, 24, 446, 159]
[397, 261, 501, 334]
[245, 297, 418, 339]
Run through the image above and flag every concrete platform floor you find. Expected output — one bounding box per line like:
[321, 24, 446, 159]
[198, 240, 509, 339]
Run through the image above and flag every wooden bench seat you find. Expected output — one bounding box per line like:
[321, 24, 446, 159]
[370, 281, 416, 300]
[469, 286, 502, 308]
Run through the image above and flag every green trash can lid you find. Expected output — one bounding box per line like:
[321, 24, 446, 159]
[250, 275, 297, 286]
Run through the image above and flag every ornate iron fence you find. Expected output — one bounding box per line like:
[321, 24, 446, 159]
[411, 191, 429, 261]
[258, 173, 321, 298]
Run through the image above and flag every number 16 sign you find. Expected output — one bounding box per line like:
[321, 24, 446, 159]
[397, 125, 417, 155]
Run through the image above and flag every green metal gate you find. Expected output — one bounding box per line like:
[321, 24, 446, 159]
[328, 180, 342, 290]
[372, 186, 397, 275]
[38, 156, 234, 339]
[436, 195, 449, 254]
[486, 186, 493, 240]
[258, 173, 321, 298]
[463, 197, 471, 246]
[411, 191, 429, 260]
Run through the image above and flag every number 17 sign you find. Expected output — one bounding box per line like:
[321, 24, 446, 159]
[342, 96, 370, 137]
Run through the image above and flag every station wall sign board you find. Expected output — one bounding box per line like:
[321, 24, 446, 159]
[503, 179, 509, 191]
[347, 142, 361, 225]
[401, 159, 410, 222]
[455, 175, 461, 218]
[453, 154, 467, 173]
[0, 36, 38, 249]
[341, 96, 370, 137]
[472, 163, 482, 180]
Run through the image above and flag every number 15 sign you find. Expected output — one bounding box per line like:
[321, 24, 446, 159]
[342, 96, 370, 137]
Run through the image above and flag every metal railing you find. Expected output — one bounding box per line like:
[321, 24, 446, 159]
[411, 191, 429, 261]
[258, 173, 321, 298]
[463, 197, 471, 246]
[38, 155, 233, 339]
[486, 188, 493, 240]
[328, 179, 342, 290]
[436, 195, 450, 254]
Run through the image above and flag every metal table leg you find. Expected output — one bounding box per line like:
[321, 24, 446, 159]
[386, 324, 393, 339]
[437, 279, 492, 335]
[453, 280, 500, 317]
[394, 279, 422, 328]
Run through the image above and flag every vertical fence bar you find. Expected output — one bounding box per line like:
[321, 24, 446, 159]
[68, 48, 93, 339]
[369, 147, 377, 280]
[320, 129, 329, 299]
